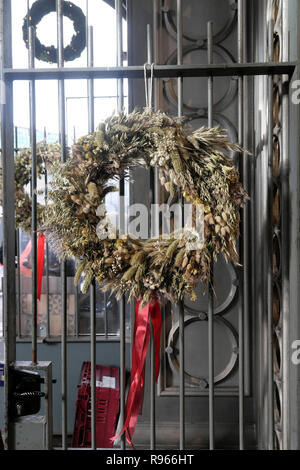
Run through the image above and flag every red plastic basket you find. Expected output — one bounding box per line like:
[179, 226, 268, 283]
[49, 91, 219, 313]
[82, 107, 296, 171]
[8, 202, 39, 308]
[72, 362, 120, 449]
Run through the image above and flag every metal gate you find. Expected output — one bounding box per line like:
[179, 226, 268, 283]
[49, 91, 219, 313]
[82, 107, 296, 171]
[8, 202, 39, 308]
[0, 0, 297, 450]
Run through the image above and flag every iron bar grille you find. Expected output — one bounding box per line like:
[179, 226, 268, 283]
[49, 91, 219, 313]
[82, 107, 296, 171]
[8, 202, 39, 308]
[0, 0, 295, 450]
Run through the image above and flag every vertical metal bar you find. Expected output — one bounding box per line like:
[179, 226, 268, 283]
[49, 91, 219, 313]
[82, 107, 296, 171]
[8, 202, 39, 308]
[73, 121, 78, 339]
[238, 0, 245, 450]
[104, 291, 108, 339]
[28, 26, 38, 364]
[57, 0, 68, 450]
[207, 21, 215, 451]
[16, 229, 21, 337]
[1, 0, 16, 449]
[87, 26, 94, 133]
[267, 19, 274, 451]
[116, 0, 124, 113]
[87, 24, 97, 450]
[90, 280, 96, 449]
[15, 126, 22, 338]
[119, 295, 126, 449]
[177, 0, 183, 117]
[177, 0, 185, 451]
[116, 0, 126, 450]
[153, 0, 160, 235]
[281, 0, 290, 450]
[146, 23, 156, 451]
[45, 363, 53, 449]
[75, 261, 79, 338]
[44, 178, 50, 337]
[44, 127, 50, 338]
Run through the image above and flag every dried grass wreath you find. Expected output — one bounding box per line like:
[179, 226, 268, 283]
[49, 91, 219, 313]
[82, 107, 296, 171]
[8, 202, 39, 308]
[14, 142, 61, 233]
[41, 109, 248, 305]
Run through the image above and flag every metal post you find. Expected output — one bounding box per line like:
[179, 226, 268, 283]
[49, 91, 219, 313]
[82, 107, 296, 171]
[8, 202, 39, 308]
[116, 0, 124, 114]
[16, 229, 21, 337]
[1, 0, 16, 449]
[281, 0, 290, 450]
[87, 24, 97, 450]
[90, 280, 96, 449]
[44, 127, 50, 338]
[238, 0, 245, 450]
[87, 25, 95, 133]
[176, 0, 185, 451]
[267, 19, 275, 451]
[119, 295, 126, 450]
[104, 291, 108, 338]
[207, 21, 215, 451]
[15, 126, 22, 338]
[57, 0, 68, 450]
[153, 0, 160, 237]
[146, 23, 157, 451]
[44, 362, 53, 449]
[28, 26, 38, 364]
[116, 0, 126, 450]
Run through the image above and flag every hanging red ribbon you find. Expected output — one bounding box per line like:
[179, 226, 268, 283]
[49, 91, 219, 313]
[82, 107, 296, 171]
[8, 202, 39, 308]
[112, 299, 161, 448]
[36, 234, 45, 300]
[19, 233, 45, 301]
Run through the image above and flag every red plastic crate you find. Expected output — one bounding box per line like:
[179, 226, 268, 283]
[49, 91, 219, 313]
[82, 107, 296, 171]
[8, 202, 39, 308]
[72, 362, 120, 449]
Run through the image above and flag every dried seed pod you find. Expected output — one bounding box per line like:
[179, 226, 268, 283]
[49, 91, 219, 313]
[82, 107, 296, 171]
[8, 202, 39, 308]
[222, 212, 228, 222]
[122, 266, 138, 281]
[130, 252, 146, 265]
[71, 195, 81, 205]
[132, 243, 141, 250]
[182, 256, 189, 269]
[74, 261, 86, 286]
[88, 182, 98, 199]
[135, 265, 145, 281]
[175, 248, 186, 267]
[82, 205, 91, 214]
[221, 227, 227, 237]
[166, 239, 181, 259]
[215, 224, 221, 234]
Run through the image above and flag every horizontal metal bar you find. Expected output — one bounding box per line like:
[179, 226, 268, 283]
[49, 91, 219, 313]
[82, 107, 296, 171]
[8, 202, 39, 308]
[3, 62, 296, 81]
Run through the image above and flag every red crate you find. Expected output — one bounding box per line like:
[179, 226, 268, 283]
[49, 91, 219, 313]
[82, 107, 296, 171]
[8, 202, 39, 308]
[72, 362, 120, 449]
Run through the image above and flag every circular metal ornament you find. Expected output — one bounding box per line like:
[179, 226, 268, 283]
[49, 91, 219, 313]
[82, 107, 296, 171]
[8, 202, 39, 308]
[162, 0, 237, 45]
[166, 313, 238, 387]
[163, 44, 238, 114]
[184, 256, 238, 316]
[23, 0, 86, 64]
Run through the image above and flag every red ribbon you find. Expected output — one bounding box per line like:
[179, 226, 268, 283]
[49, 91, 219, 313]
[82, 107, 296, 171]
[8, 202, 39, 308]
[37, 234, 45, 300]
[112, 299, 161, 448]
[19, 233, 45, 301]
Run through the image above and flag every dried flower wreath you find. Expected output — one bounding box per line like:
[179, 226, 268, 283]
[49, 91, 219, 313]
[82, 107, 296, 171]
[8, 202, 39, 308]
[23, 0, 86, 64]
[41, 109, 248, 305]
[13, 142, 61, 234]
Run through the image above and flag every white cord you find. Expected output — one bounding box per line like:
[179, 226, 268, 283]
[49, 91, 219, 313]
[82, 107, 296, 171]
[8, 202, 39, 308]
[144, 63, 155, 110]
